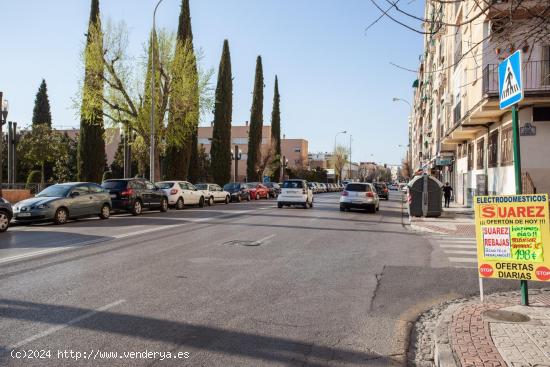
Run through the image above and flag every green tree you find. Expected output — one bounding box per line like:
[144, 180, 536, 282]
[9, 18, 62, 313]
[270, 75, 281, 181]
[187, 128, 199, 183]
[210, 40, 233, 186]
[77, 0, 106, 183]
[165, 0, 199, 180]
[52, 132, 78, 182]
[19, 125, 63, 185]
[246, 56, 264, 181]
[32, 79, 52, 127]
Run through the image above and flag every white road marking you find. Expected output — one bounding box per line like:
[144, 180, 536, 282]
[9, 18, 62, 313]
[8, 299, 125, 350]
[443, 250, 477, 255]
[448, 257, 478, 263]
[257, 234, 276, 243]
[440, 244, 476, 249]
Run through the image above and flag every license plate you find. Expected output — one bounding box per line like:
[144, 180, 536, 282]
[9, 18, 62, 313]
[110, 194, 117, 199]
[18, 213, 31, 217]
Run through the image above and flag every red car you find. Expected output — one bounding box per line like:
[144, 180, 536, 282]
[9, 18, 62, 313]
[246, 183, 269, 200]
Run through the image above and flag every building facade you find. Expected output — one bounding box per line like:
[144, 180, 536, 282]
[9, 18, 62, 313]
[410, 0, 550, 206]
[198, 124, 308, 182]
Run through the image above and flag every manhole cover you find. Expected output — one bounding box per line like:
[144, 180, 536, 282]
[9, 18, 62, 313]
[483, 310, 530, 323]
[223, 240, 261, 247]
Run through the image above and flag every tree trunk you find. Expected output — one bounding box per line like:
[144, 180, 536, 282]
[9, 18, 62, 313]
[154, 146, 161, 181]
[41, 161, 45, 186]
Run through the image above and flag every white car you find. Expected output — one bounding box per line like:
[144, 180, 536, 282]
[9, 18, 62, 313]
[156, 181, 205, 209]
[195, 183, 231, 206]
[339, 182, 380, 213]
[277, 179, 314, 209]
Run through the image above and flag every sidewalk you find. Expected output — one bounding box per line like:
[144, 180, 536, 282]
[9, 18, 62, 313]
[408, 202, 475, 237]
[432, 289, 550, 367]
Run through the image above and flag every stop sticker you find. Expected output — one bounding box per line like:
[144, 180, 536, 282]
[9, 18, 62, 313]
[535, 266, 550, 281]
[479, 264, 493, 277]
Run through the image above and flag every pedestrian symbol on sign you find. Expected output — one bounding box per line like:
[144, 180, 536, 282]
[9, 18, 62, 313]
[502, 62, 520, 100]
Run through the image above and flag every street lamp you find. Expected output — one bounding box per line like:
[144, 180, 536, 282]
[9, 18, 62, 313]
[393, 97, 414, 173]
[334, 130, 347, 183]
[232, 145, 243, 182]
[0, 94, 8, 196]
[150, 0, 165, 182]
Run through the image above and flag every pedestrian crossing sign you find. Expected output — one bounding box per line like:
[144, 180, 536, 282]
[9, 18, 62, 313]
[498, 50, 523, 109]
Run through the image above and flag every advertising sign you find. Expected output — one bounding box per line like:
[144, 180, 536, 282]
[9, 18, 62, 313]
[474, 194, 550, 281]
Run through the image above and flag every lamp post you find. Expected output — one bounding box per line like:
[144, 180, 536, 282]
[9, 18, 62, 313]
[150, 0, 165, 182]
[334, 130, 347, 183]
[0, 93, 8, 196]
[232, 145, 242, 182]
[348, 134, 352, 181]
[393, 97, 414, 173]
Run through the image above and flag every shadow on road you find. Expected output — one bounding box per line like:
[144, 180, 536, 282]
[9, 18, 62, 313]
[0, 231, 112, 250]
[0, 299, 398, 366]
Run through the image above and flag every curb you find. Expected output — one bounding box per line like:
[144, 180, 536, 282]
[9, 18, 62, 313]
[433, 303, 460, 367]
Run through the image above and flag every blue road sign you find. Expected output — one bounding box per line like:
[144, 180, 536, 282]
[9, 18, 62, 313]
[263, 175, 270, 183]
[498, 50, 523, 109]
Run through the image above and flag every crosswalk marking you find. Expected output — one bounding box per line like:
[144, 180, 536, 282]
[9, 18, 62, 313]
[440, 244, 475, 249]
[444, 250, 477, 255]
[448, 257, 478, 263]
[426, 234, 479, 267]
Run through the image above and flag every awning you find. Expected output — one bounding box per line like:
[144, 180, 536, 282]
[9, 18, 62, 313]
[412, 79, 419, 88]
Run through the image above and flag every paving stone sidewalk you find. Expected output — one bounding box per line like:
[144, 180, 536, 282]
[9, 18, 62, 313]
[408, 202, 475, 237]
[443, 290, 550, 367]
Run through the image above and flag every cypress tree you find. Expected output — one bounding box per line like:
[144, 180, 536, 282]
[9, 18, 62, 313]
[32, 79, 52, 127]
[210, 40, 233, 186]
[270, 76, 281, 181]
[247, 56, 264, 181]
[165, 0, 199, 179]
[77, 0, 106, 183]
[187, 128, 199, 183]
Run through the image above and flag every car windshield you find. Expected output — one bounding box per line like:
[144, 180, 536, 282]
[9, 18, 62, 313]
[36, 185, 72, 198]
[375, 183, 387, 189]
[246, 183, 257, 188]
[223, 183, 239, 190]
[156, 182, 175, 189]
[346, 183, 370, 192]
[282, 181, 303, 189]
[102, 180, 127, 190]
[195, 184, 208, 190]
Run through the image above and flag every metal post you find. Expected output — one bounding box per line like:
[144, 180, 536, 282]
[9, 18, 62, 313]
[150, 0, 164, 183]
[349, 134, 352, 181]
[0, 92, 5, 197]
[234, 145, 239, 182]
[512, 105, 528, 306]
[12, 122, 17, 184]
[7, 122, 12, 187]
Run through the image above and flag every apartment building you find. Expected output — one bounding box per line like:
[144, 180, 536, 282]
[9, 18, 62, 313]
[198, 123, 308, 181]
[410, 0, 550, 206]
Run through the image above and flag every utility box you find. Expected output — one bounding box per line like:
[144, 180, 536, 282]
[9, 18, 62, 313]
[407, 174, 443, 217]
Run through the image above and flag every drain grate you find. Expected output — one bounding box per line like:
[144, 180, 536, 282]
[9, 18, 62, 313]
[223, 240, 261, 247]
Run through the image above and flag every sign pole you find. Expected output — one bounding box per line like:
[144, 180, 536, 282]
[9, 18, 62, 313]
[512, 104, 529, 306]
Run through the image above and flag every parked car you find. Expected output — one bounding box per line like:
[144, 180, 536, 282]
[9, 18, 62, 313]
[13, 182, 112, 224]
[374, 182, 389, 200]
[277, 179, 314, 208]
[388, 183, 399, 191]
[340, 182, 380, 213]
[264, 182, 281, 198]
[156, 181, 206, 209]
[102, 179, 168, 215]
[223, 182, 251, 202]
[318, 183, 327, 193]
[247, 182, 269, 200]
[307, 182, 317, 194]
[0, 197, 13, 232]
[195, 183, 231, 205]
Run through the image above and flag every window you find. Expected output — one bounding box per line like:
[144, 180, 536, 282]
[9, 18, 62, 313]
[457, 144, 463, 158]
[282, 180, 303, 189]
[129, 180, 145, 190]
[72, 185, 90, 196]
[533, 107, 550, 121]
[501, 126, 513, 165]
[89, 184, 105, 193]
[476, 138, 485, 169]
[145, 181, 156, 190]
[542, 46, 550, 86]
[488, 130, 498, 167]
[232, 137, 248, 145]
[467, 142, 474, 170]
[179, 182, 189, 190]
[293, 147, 301, 153]
[198, 138, 210, 145]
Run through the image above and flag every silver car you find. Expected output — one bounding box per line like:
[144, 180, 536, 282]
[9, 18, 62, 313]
[13, 182, 112, 225]
[339, 182, 380, 213]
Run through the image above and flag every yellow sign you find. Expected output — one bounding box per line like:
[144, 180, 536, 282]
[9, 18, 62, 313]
[474, 194, 550, 281]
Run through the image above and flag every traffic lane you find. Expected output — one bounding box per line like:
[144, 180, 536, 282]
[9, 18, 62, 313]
[1, 199, 274, 264]
[0, 191, 426, 366]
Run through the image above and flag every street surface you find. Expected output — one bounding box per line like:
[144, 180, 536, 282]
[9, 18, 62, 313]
[0, 192, 526, 366]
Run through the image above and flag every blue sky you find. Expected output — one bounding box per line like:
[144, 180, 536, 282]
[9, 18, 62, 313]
[0, 0, 423, 165]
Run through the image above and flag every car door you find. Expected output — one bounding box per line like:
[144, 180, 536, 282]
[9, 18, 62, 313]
[87, 183, 107, 214]
[212, 185, 222, 201]
[145, 180, 161, 207]
[188, 183, 200, 204]
[179, 182, 193, 204]
[67, 184, 91, 217]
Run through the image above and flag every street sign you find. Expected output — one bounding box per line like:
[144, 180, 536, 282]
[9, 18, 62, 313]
[474, 194, 550, 282]
[263, 176, 270, 183]
[498, 50, 523, 110]
[520, 122, 536, 136]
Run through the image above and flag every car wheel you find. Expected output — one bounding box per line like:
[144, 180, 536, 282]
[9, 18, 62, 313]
[198, 196, 205, 208]
[99, 204, 111, 220]
[303, 202, 308, 209]
[54, 207, 68, 225]
[368, 205, 376, 214]
[376, 204, 380, 211]
[0, 212, 10, 232]
[225, 196, 230, 204]
[237, 195, 242, 203]
[160, 198, 168, 212]
[310, 200, 314, 208]
[339, 206, 345, 212]
[208, 196, 214, 206]
[131, 200, 142, 216]
[246, 194, 251, 202]
[176, 197, 184, 210]
[277, 203, 283, 208]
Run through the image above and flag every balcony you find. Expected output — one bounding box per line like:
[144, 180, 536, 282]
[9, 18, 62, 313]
[483, 60, 550, 96]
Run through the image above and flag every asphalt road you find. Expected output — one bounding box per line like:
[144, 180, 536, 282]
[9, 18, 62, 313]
[0, 192, 527, 366]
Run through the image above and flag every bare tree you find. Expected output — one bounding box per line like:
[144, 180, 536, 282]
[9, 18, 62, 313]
[332, 145, 349, 182]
